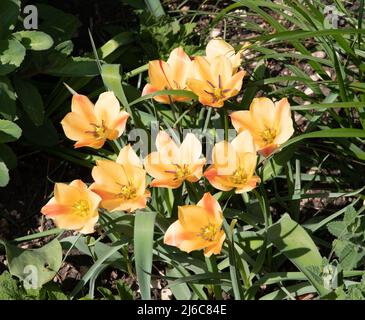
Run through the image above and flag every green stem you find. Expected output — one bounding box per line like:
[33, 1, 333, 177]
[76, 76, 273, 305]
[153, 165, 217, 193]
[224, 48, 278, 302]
[205, 255, 222, 300]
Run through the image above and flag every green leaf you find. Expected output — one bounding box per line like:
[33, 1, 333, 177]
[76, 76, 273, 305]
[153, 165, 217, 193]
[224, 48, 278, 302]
[0, 119, 21, 143]
[0, 39, 26, 75]
[0, 143, 17, 169]
[13, 31, 54, 51]
[13, 78, 45, 126]
[45, 57, 100, 76]
[0, 0, 20, 39]
[116, 280, 134, 300]
[267, 213, 328, 296]
[134, 211, 156, 300]
[0, 271, 27, 300]
[327, 221, 346, 238]
[0, 161, 9, 187]
[0, 76, 16, 119]
[5, 238, 63, 289]
[19, 115, 58, 147]
[145, 0, 165, 18]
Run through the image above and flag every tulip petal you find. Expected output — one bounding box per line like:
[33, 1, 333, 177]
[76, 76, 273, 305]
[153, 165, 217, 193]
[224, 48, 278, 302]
[61, 112, 93, 142]
[94, 91, 121, 127]
[164, 221, 191, 247]
[274, 98, 294, 145]
[204, 231, 226, 257]
[206, 39, 235, 62]
[250, 97, 276, 131]
[231, 130, 256, 154]
[155, 131, 180, 163]
[197, 192, 222, 224]
[167, 47, 192, 89]
[204, 166, 234, 192]
[149, 60, 172, 89]
[71, 94, 96, 123]
[116, 144, 143, 168]
[180, 133, 203, 164]
[178, 205, 210, 233]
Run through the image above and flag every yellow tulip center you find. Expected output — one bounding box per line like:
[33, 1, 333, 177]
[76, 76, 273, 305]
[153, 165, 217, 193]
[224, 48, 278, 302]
[198, 223, 218, 242]
[231, 167, 247, 185]
[204, 75, 230, 103]
[72, 200, 90, 217]
[261, 128, 276, 145]
[175, 164, 191, 180]
[118, 184, 137, 200]
[86, 121, 108, 139]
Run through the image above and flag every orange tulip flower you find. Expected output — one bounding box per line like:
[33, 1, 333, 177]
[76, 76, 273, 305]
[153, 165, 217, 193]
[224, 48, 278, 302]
[204, 131, 260, 193]
[41, 180, 101, 234]
[206, 39, 244, 71]
[90, 145, 150, 212]
[187, 55, 245, 108]
[142, 47, 192, 104]
[164, 192, 225, 257]
[231, 97, 294, 157]
[61, 91, 129, 149]
[144, 131, 206, 189]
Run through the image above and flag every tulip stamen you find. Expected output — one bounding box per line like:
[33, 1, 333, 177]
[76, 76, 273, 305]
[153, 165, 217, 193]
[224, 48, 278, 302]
[72, 199, 90, 217]
[261, 128, 276, 144]
[116, 184, 137, 200]
[198, 223, 218, 242]
[204, 75, 231, 103]
[165, 164, 191, 181]
[86, 121, 108, 139]
[231, 168, 248, 185]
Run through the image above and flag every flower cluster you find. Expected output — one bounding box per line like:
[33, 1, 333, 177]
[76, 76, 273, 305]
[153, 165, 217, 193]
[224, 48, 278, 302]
[42, 39, 294, 258]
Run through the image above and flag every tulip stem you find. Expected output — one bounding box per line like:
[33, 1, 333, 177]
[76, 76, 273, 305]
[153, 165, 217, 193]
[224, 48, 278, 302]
[205, 255, 222, 300]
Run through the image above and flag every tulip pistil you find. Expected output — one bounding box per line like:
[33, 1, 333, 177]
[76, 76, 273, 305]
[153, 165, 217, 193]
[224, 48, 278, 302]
[198, 223, 218, 242]
[72, 200, 90, 217]
[86, 121, 108, 139]
[261, 128, 276, 144]
[117, 184, 137, 200]
[204, 75, 230, 103]
[231, 168, 248, 185]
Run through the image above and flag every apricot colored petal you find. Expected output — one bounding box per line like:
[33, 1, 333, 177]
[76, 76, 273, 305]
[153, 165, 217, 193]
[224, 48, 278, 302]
[91, 160, 129, 192]
[206, 39, 235, 62]
[109, 111, 129, 139]
[116, 144, 143, 168]
[204, 231, 226, 257]
[150, 178, 183, 189]
[235, 176, 260, 193]
[164, 221, 189, 247]
[179, 238, 209, 253]
[258, 144, 278, 158]
[78, 215, 99, 234]
[178, 205, 210, 233]
[250, 97, 276, 131]
[197, 192, 222, 224]
[71, 94, 96, 123]
[142, 84, 171, 104]
[54, 182, 82, 205]
[204, 166, 234, 192]
[61, 112, 93, 142]
[190, 56, 213, 82]
[274, 98, 294, 145]
[149, 60, 172, 89]
[180, 133, 202, 164]
[186, 78, 213, 105]
[210, 55, 233, 86]
[94, 91, 120, 127]
[231, 130, 255, 154]
[155, 131, 180, 163]
[167, 47, 192, 89]
[74, 138, 105, 149]
[230, 110, 255, 134]
[225, 70, 245, 92]
[144, 152, 177, 179]
[212, 141, 238, 174]
[41, 198, 70, 217]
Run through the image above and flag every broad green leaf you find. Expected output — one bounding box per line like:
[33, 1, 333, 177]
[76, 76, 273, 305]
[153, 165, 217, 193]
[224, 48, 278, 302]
[0, 76, 16, 119]
[13, 31, 54, 51]
[0, 161, 9, 187]
[0, 119, 21, 143]
[0, 39, 26, 75]
[0, 0, 20, 39]
[0, 271, 27, 300]
[0, 143, 17, 169]
[13, 78, 45, 126]
[145, 0, 165, 18]
[45, 57, 100, 76]
[267, 213, 328, 296]
[5, 238, 63, 289]
[134, 211, 156, 300]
